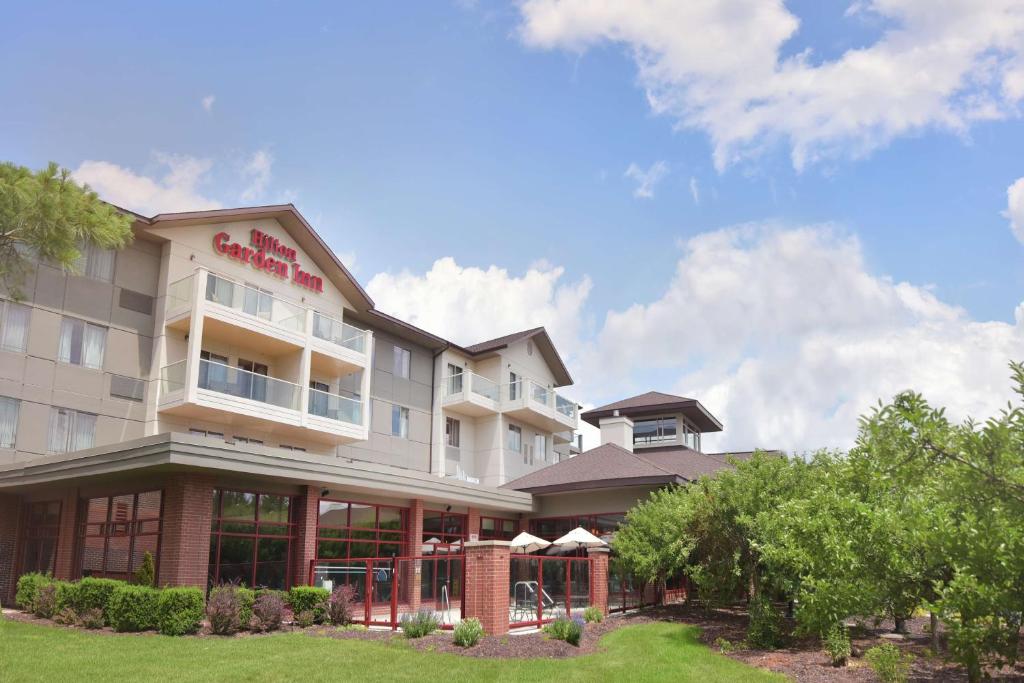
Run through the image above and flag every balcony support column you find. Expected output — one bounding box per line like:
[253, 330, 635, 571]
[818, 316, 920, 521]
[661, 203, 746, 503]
[298, 309, 313, 426]
[184, 269, 208, 403]
[358, 332, 373, 430]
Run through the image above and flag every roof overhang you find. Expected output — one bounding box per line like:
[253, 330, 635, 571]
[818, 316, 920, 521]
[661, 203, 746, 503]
[582, 398, 724, 432]
[510, 475, 685, 495]
[453, 328, 573, 387]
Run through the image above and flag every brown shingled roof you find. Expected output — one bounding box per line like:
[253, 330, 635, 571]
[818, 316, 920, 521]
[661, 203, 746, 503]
[581, 391, 723, 432]
[454, 327, 573, 387]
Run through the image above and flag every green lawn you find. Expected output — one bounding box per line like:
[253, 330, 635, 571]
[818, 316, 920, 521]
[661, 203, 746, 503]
[0, 617, 784, 682]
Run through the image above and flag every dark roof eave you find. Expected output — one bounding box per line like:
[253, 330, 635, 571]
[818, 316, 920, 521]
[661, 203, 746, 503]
[581, 399, 724, 432]
[506, 474, 685, 494]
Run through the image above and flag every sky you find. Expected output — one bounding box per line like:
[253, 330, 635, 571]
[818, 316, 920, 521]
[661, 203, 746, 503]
[3, 1, 1023, 454]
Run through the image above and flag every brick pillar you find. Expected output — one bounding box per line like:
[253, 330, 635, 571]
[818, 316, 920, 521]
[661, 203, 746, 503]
[401, 499, 424, 611]
[588, 547, 610, 616]
[467, 507, 481, 540]
[291, 486, 319, 588]
[158, 473, 215, 588]
[53, 488, 80, 580]
[0, 493, 21, 607]
[464, 540, 510, 635]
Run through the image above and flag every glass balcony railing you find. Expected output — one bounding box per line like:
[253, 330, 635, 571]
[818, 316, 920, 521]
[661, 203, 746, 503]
[307, 388, 362, 425]
[166, 274, 194, 311]
[530, 381, 550, 407]
[505, 379, 577, 423]
[204, 273, 305, 333]
[160, 360, 187, 394]
[555, 394, 577, 419]
[197, 358, 300, 410]
[443, 372, 500, 403]
[312, 312, 367, 354]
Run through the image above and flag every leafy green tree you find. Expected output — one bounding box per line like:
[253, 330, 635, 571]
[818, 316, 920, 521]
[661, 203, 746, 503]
[612, 485, 695, 589]
[0, 161, 132, 297]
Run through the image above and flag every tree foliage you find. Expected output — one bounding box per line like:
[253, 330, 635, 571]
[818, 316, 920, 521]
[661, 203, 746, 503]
[0, 161, 132, 297]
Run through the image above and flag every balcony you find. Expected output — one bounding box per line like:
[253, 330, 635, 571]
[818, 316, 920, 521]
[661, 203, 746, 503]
[441, 371, 500, 416]
[305, 387, 366, 441]
[310, 312, 370, 376]
[502, 379, 578, 432]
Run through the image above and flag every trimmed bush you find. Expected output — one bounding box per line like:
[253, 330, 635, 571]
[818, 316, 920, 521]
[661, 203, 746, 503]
[107, 585, 160, 632]
[72, 577, 125, 618]
[206, 586, 242, 636]
[53, 607, 78, 625]
[294, 610, 316, 628]
[327, 585, 355, 626]
[33, 583, 59, 618]
[156, 587, 205, 636]
[865, 643, 914, 683]
[747, 596, 785, 649]
[78, 608, 105, 629]
[237, 587, 255, 628]
[15, 573, 51, 610]
[453, 617, 484, 647]
[250, 592, 284, 632]
[133, 551, 156, 587]
[544, 616, 584, 646]
[582, 606, 604, 623]
[401, 609, 439, 639]
[53, 581, 78, 613]
[288, 586, 329, 624]
[824, 623, 851, 667]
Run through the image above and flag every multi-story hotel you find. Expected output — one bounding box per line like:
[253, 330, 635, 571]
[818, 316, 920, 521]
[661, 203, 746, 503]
[0, 204, 748, 628]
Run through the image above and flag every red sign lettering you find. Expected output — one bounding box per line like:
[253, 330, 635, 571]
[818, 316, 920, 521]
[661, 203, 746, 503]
[211, 229, 323, 293]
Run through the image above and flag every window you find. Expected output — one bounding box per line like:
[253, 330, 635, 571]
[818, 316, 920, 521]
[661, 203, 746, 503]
[422, 510, 466, 550]
[79, 491, 162, 580]
[316, 500, 408, 563]
[0, 396, 19, 448]
[507, 424, 522, 453]
[445, 416, 460, 448]
[237, 358, 269, 402]
[242, 283, 273, 320]
[534, 434, 548, 464]
[74, 241, 115, 283]
[530, 513, 626, 541]
[480, 516, 517, 541]
[392, 346, 411, 379]
[0, 300, 30, 352]
[234, 436, 263, 445]
[209, 489, 294, 589]
[508, 371, 519, 400]
[279, 444, 306, 452]
[58, 317, 106, 369]
[632, 417, 678, 446]
[20, 501, 61, 575]
[47, 407, 96, 453]
[189, 428, 224, 440]
[391, 405, 409, 438]
[446, 363, 463, 394]
[309, 380, 330, 417]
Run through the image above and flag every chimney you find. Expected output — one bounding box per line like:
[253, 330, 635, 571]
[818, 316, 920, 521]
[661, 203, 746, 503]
[599, 410, 634, 452]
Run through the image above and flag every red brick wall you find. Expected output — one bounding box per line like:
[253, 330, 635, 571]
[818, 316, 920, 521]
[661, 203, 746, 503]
[589, 548, 610, 615]
[467, 507, 480, 540]
[291, 486, 318, 587]
[463, 541, 510, 635]
[401, 499, 424, 611]
[53, 488, 79, 581]
[158, 473, 215, 588]
[0, 493, 21, 607]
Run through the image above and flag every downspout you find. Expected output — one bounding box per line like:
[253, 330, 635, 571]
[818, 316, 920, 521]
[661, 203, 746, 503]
[429, 342, 450, 476]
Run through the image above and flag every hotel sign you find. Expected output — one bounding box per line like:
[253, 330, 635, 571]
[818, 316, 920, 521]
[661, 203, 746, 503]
[213, 229, 323, 293]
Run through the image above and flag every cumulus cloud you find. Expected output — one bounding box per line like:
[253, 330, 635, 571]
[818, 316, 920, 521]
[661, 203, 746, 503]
[624, 160, 669, 198]
[517, 0, 1024, 170]
[365, 257, 592, 358]
[73, 154, 221, 215]
[240, 149, 273, 202]
[1007, 176, 1024, 244]
[201, 95, 215, 112]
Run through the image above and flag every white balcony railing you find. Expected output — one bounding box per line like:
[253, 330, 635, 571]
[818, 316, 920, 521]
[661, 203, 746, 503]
[506, 379, 577, 422]
[197, 358, 300, 410]
[307, 388, 362, 425]
[205, 273, 306, 332]
[443, 372, 500, 403]
[312, 312, 368, 354]
[160, 359, 187, 394]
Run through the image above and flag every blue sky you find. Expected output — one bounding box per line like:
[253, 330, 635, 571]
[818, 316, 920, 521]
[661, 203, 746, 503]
[3, 1, 1023, 452]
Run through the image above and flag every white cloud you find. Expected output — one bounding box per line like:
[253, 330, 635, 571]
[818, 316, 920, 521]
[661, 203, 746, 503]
[689, 176, 700, 205]
[240, 149, 273, 202]
[1006, 176, 1024, 244]
[624, 160, 669, 198]
[576, 223, 1024, 453]
[365, 257, 592, 358]
[517, 0, 1024, 170]
[201, 95, 215, 112]
[73, 154, 221, 215]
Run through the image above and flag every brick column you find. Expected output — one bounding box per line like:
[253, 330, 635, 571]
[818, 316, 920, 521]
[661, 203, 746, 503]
[158, 473, 215, 588]
[463, 540, 510, 636]
[401, 499, 425, 611]
[291, 486, 319, 587]
[53, 488, 79, 581]
[467, 507, 481, 540]
[0, 493, 21, 607]
[588, 547, 610, 616]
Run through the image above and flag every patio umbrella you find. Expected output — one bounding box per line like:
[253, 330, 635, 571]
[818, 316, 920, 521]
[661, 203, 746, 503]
[509, 531, 551, 553]
[552, 526, 607, 551]
[421, 537, 442, 553]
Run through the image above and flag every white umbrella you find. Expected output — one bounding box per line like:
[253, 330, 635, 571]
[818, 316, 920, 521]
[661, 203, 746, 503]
[421, 536, 442, 553]
[510, 531, 551, 553]
[552, 526, 607, 551]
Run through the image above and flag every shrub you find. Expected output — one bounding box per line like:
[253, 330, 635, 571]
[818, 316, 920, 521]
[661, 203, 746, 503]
[78, 607, 105, 629]
[156, 587, 205, 636]
[824, 623, 851, 667]
[865, 643, 914, 683]
[206, 586, 242, 636]
[747, 596, 785, 649]
[72, 577, 125, 618]
[53, 607, 78, 625]
[294, 610, 316, 628]
[133, 551, 156, 587]
[107, 585, 160, 632]
[453, 618, 484, 647]
[401, 609, 440, 639]
[327, 585, 355, 626]
[237, 587, 255, 627]
[288, 586, 329, 624]
[582, 606, 604, 623]
[33, 583, 59, 619]
[544, 616, 584, 646]
[53, 581, 78, 613]
[250, 592, 284, 632]
[15, 573, 51, 610]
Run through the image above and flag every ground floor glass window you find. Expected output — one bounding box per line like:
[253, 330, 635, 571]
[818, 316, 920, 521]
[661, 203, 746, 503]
[208, 489, 294, 589]
[79, 491, 162, 580]
[20, 500, 61, 575]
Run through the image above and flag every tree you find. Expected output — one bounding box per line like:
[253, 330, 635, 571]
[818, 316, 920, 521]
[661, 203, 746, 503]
[612, 485, 695, 589]
[0, 161, 132, 297]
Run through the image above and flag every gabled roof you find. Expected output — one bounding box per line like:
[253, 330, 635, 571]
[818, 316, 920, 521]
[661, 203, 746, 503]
[501, 442, 733, 494]
[453, 327, 573, 387]
[581, 391, 723, 432]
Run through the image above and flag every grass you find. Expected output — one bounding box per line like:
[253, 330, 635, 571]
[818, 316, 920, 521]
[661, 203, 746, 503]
[0, 616, 784, 682]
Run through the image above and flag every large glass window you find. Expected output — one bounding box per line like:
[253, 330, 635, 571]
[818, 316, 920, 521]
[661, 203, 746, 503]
[446, 363, 463, 394]
[530, 513, 626, 541]
[507, 424, 522, 454]
[391, 405, 409, 438]
[0, 396, 20, 448]
[0, 300, 30, 352]
[392, 346, 411, 379]
[209, 489, 294, 590]
[74, 241, 116, 282]
[315, 500, 408, 561]
[58, 317, 107, 369]
[534, 434, 547, 464]
[480, 516, 517, 541]
[422, 510, 466, 551]
[79, 491, 162, 580]
[632, 417, 677, 446]
[20, 501, 61, 575]
[47, 407, 96, 453]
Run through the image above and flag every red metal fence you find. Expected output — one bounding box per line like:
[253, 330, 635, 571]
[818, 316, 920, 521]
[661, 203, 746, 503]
[509, 554, 592, 628]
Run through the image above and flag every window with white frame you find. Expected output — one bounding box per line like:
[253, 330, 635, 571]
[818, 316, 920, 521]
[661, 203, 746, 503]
[58, 317, 106, 369]
[392, 405, 409, 438]
[74, 242, 116, 283]
[534, 434, 548, 464]
[445, 416, 460, 448]
[0, 396, 19, 448]
[0, 300, 30, 353]
[47, 407, 96, 453]
[393, 346, 411, 379]
[507, 424, 522, 454]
